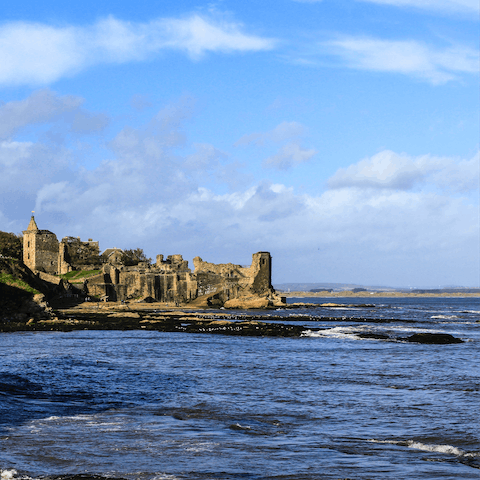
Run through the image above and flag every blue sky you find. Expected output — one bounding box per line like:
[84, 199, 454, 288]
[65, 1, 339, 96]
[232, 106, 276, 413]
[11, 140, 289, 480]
[0, 0, 478, 287]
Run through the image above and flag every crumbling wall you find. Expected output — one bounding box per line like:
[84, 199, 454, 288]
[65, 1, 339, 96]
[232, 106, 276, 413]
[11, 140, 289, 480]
[19, 214, 279, 307]
[192, 252, 273, 299]
[112, 269, 197, 303]
[250, 252, 273, 294]
[60, 237, 101, 271]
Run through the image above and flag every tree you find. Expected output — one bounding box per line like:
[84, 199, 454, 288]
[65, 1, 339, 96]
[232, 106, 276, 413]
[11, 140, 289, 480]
[62, 237, 101, 267]
[0, 232, 23, 260]
[121, 248, 152, 266]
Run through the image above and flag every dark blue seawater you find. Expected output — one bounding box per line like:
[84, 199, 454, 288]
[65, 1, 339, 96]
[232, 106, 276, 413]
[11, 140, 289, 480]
[1, 297, 479, 480]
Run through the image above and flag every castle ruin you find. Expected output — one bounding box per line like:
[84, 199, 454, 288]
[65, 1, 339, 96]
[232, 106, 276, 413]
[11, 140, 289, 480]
[22, 216, 284, 307]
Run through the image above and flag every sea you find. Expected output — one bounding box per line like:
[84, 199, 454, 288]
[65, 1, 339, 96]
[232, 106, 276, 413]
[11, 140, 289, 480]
[1, 297, 479, 480]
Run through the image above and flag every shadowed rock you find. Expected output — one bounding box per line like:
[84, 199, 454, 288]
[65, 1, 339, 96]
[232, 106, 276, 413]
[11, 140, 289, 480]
[406, 333, 463, 344]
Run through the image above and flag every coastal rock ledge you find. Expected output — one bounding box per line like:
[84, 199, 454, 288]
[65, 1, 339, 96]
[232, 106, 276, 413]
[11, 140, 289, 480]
[406, 333, 463, 344]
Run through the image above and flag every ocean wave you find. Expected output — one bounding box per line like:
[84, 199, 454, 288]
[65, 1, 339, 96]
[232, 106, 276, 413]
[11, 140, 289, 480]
[302, 326, 366, 340]
[369, 439, 479, 457]
[431, 315, 460, 319]
[1, 470, 18, 480]
[386, 326, 447, 334]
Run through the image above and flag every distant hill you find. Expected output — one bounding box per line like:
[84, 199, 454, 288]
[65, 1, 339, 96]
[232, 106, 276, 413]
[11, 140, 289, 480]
[273, 282, 480, 293]
[273, 282, 396, 292]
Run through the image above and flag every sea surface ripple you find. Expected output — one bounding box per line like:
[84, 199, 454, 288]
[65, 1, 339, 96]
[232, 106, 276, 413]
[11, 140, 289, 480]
[1, 297, 479, 479]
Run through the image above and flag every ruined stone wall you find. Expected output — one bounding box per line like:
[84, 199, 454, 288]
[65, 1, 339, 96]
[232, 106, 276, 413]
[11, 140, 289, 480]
[250, 252, 272, 294]
[61, 237, 101, 271]
[112, 270, 196, 303]
[193, 252, 273, 298]
[84, 272, 111, 299]
[23, 233, 36, 271]
[58, 242, 72, 275]
[72, 247, 275, 306]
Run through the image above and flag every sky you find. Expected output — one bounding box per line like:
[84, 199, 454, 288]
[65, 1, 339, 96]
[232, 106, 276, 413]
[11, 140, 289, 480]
[0, 0, 478, 288]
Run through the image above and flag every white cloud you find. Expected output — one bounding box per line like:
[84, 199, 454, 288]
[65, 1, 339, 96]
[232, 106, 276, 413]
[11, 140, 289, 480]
[184, 143, 228, 170]
[328, 150, 479, 192]
[264, 142, 317, 170]
[0, 140, 72, 192]
[0, 89, 83, 140]
[0, 15, 276, 86]
[323, 36, 478, 84]
[235, 122, 316, 170]
[0, 91, 477, 285]
[292, 0, 479, 13]
[356, 0, 479, 14]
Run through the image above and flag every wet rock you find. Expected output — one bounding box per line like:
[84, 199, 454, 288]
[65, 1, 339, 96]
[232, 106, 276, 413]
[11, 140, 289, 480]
[224, 296, 270, 309]
[357, 332, 390, 340]
[405, 333, 463, 344]
[107, 312, 141, 318]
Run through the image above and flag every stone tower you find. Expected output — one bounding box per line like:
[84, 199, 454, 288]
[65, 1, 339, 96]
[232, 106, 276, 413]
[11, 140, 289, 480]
[22, 215, 59, 273]
[251, 251, 273, 294]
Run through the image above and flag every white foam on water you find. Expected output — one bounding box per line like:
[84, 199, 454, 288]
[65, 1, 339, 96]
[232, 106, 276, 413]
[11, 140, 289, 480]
[1, 470, 17, 480]
[386, 326, 447, 334]
[406, 441, 465, 456]
[324, 307, 356, 311]
[302, 326, 365, 340]
[183, 441, 217, 453]
[369, 439, 479, 457]
[229, 423, 252, 430]
[151, 475, 182, 480]
[431, 315, 459, 319]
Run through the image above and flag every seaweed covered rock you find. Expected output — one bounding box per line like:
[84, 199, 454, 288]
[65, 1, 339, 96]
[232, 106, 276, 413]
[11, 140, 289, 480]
[406, 333, 463, 344]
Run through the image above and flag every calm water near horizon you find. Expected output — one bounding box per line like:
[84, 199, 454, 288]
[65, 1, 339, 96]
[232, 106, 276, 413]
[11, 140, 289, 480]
[1, 297, 479, 479]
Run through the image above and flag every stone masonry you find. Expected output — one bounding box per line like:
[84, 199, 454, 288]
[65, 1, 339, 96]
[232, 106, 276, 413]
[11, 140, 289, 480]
[22, 216, 285, 307]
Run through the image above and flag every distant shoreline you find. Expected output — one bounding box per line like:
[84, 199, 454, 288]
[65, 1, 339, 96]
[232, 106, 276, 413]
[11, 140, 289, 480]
[281, 291, 480, 298]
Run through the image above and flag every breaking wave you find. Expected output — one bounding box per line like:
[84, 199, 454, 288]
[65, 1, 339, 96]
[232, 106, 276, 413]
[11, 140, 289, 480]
[370, 439, 480, 457]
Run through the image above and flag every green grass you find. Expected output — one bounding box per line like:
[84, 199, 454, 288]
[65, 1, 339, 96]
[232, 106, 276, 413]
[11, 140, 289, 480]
[0, 272, 40, 294]
[59, 269, 102, 282]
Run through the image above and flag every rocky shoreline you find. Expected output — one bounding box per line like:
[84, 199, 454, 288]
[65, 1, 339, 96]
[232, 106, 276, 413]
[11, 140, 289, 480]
[0, 301, 465, 344]
[0, 309, 304, 337]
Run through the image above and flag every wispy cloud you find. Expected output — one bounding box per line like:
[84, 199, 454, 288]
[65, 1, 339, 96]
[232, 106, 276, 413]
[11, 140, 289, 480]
[264, 143, 317, 170]
[0, 91, 477, 285]
[321, 36, 478, 84]
[235, 121, 317, 170]
[356, 0, 479, 14]
[235, 121, 306, 147]
[292, 0, 479, 13]
[328, 149, 479, 192]
[0, 14, 276, 86]
[0, 90, 83, 139]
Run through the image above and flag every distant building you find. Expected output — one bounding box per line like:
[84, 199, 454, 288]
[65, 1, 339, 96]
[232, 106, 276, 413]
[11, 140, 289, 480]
[23, 216, 60, 274]
[101, 248, 124, 265]
[22, 215, 283, 306]
[23, 215, 100, 274]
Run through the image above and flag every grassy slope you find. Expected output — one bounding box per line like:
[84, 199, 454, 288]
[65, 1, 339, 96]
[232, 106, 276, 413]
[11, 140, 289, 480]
[0, 272, 40, 294]
[59, 269, 102, 283]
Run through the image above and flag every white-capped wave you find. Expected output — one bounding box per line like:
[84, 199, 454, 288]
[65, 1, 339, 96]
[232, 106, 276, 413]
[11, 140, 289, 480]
[151, 474, 183, 479]
[229, 423, 252, 431]
[302, 326, 366, 340]
[1, 470, 17, 480]
[387, 326, 446, 334]
[370, 439, 479, 457]
[431, 315, 459, 319]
